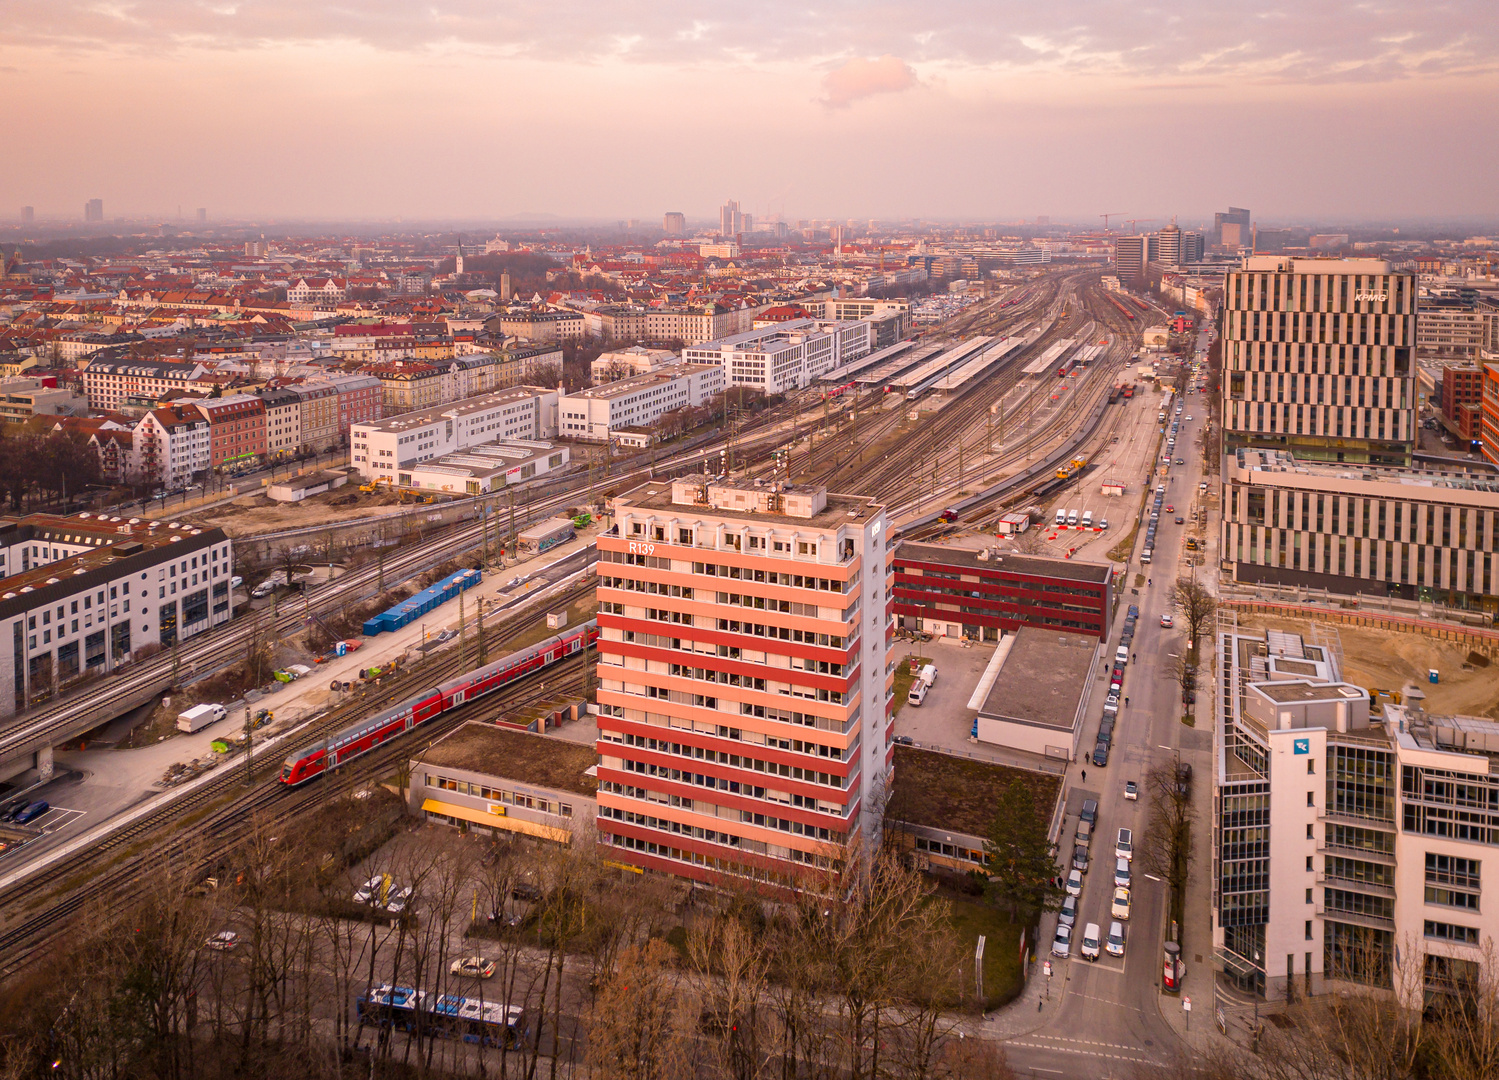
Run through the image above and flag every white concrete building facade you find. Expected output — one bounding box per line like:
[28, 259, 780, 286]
[559, 362, 723, 442]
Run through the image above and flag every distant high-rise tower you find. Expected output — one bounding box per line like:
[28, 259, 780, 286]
[1156, 220, 1184, 265]
[499, 271, 513, 301]
[84, 198, 103, 223]
[196, 207, 207, 224]
[1113, 235, 1146, 279]
[719, 199, 742, 237]
[455, 242, 464, 276]
[663, 211, 685, 236]
[1214, 207, 1252, 249]
[21, 206, 34, 224]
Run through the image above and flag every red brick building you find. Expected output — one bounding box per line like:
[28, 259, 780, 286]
[1482, 364, 1499, 469]
[194, 394, 267, 469]
[892, 543, 1113, 641]
[1441, 363, 1485, 447]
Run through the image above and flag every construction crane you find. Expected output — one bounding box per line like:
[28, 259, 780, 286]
[1099, 213, 1127, 232]
[1125, 218, 1157, 235]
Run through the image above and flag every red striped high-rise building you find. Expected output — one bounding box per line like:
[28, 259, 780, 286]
[595, 477, 894, 888]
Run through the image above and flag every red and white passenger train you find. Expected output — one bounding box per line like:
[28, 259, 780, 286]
[280, 621, 598, 785]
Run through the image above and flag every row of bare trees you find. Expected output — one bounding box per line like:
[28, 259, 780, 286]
[1, 793, 1012, 1080]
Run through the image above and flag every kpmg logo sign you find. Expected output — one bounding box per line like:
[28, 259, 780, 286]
[1354, 291, 1388, 302]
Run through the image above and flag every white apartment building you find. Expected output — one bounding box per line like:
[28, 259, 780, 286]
[1215, 625, 1499, 1009]
[559, 362, 723, 442]
[684, 320, 852, 394]
[0, 516, 235, 723]
[134, 406, 212, 488]
[258, 387, 302, 460]
[287, 277, 347, 306]
[1222, 256, 1418, 466]
[591, 347, 677, 385]
[1221, 448, 1499, 606]
[82, 359, 210, 410]
[349, 386, 559, 483]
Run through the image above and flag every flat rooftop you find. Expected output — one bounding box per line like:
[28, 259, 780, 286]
[569, 363, 717, 400]
[896, 542, 1111, 585]
[616, 480, 881, 528]
[415, 722, 597, 798]
[1255, 681, 1366, 704]
[980, 626, 1097, 730]
[353, 386, 549, 434]
[887, 743, 1061, 838]
[1233, 449, 1499, 495]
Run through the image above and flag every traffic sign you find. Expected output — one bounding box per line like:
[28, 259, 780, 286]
[1183, 996, 1192, 1012]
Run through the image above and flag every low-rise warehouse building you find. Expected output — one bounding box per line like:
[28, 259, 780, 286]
[892, 543, 1113, 641]
[969, 626, 1101, 761]
[402, 440, 569, 496]
[884, 743, 1063, 875]
[408, 721, 598, 845]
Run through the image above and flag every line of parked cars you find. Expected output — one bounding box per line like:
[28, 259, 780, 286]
[1053, 799, 1134, 963]
[0, 798, 48, 825]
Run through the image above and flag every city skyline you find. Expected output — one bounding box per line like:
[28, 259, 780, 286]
[2, 1, 1495, 222]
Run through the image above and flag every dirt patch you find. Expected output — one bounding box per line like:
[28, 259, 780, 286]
[186, 488, 413, 539]
[1235, 612, 1499, 720]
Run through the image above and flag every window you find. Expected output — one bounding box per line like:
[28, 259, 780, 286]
[1424, 920, 1479, 945]
[1425, 853, 1480, 910]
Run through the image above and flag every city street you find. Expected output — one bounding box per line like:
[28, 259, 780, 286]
[988, 335, 1221, 1076]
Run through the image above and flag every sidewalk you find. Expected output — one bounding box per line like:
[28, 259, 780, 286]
[981, 936, 1070, 1039]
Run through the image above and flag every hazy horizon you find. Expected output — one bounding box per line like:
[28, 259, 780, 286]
[4, 1, 1496, 224]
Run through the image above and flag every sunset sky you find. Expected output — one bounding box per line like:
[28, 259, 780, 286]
[3, 1, 1495, 224]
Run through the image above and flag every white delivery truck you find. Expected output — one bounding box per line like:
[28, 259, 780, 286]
[907, 664, 938, 706]
[177, 703, 227, 734]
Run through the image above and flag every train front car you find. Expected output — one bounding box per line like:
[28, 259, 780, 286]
[281, 740, 327, 785]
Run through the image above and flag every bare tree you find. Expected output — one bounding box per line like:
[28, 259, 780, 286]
[586, 939, 688, 1080]
[1138, 762, 1195, 932]
[1171, 576, 1218, 654]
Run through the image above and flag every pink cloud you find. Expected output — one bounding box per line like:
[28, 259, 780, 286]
[821, 55, 918, 107]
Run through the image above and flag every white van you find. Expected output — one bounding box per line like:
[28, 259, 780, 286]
[1055, 508, 1066, 526]
[907, 681, 929, 706]
[1080, 922, 1102, 961]
[1081, 510, 1093, 529]
[1115, 645, 1129, 665]
[1141, 549, 1153, 564]
[1066, 509, 1079, 526]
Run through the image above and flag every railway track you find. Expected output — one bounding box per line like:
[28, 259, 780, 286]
[804, 271, 1144, 523]
[0, 583, 597, 979]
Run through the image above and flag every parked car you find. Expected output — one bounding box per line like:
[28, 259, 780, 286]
[14, 801, 49, 825]
[450, 956, 497, 979]
[1080, 799, 1098, 825]
[1066, 869, 1083, 897]
[352, 875, 386, 904]
[1080, 922, 1102, 962]
[1092, 741, 1110, 768]
[1176, 762, 1194, 795]
[204, 931, 239, 951]
[1111, 887, 1131, 922]
[1106, 921, 1127, 957]
[1059, 894, 1078, 928]
[1116, 828, 1133, 861]
[229, 575, 244, 589]
[1114, 858, 1131, 888]
[1051, 923, 1073, 959]
[385, 886, 414, 914]
[1072, 845, 1089, 873]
